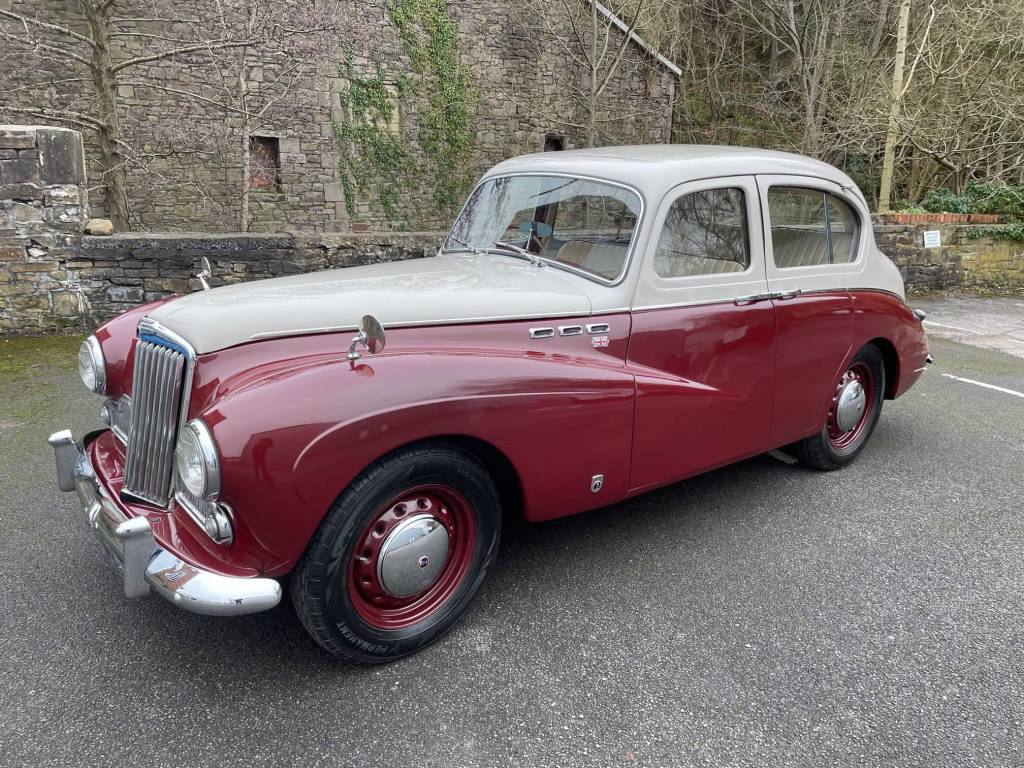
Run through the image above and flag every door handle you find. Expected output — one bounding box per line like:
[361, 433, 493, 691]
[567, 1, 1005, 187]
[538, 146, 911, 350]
[772, 289, 803, 300]
[734, 293, 773, 305]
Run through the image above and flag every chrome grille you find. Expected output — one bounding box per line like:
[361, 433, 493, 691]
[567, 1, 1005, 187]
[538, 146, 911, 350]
[123, 338, 186, 505]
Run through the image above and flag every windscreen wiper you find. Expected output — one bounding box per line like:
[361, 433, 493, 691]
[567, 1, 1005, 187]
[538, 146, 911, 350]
[444, 233, 483, 255]
[489, 240, 543, 267]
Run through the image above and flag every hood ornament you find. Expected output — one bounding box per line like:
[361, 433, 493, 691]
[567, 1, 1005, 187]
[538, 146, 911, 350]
[196, 256, 212, 291]
[347, 314, 386, 361]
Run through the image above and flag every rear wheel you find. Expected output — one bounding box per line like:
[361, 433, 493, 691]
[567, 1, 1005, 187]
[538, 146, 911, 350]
[789, 344, 885, 471]
[291, 443, 501, 663]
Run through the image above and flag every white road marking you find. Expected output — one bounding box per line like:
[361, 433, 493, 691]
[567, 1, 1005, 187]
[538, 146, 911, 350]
[941, 373, 1024, 399]
[923, 320, 983, 335]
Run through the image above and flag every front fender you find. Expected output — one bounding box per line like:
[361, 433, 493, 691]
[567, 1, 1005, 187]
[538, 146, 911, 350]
[194, 317, 635, 576]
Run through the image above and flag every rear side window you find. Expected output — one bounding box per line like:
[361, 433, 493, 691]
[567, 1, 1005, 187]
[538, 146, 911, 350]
[827, 195, 860, 263]
[654, 188, 749, 278]
[767, 186, 860, 268]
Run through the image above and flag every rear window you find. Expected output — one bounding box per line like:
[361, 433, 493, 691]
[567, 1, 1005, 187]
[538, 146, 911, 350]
[767, 187, 860, 268]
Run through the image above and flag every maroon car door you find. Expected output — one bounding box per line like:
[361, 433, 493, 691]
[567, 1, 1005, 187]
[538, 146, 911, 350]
[756, 178, 859, 446]
[626, 176, 777, 494]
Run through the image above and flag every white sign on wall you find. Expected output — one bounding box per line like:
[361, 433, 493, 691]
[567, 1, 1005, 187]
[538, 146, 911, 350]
[923, 230, 942, 248]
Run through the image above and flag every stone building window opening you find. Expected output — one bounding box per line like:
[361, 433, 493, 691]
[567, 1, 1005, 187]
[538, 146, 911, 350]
[544, 134, 565, 152]
[249, 136, 282, 192]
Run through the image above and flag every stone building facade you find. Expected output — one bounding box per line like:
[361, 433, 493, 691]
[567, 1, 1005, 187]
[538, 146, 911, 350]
[0, 0, 679, 234]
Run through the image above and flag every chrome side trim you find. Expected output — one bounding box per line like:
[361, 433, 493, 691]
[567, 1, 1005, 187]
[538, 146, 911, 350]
[586, 323, 611, 334]
[558, 325, 583, 336]
[633, 286, 868, 313]
[529, 327, 555, 339]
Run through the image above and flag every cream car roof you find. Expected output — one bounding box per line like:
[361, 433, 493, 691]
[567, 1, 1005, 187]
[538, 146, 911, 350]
[486, 145, 866, 205]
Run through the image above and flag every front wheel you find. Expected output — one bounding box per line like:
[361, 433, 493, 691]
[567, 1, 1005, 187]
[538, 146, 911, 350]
[291, 443, 501, 663]
[788, 344, 886, 471]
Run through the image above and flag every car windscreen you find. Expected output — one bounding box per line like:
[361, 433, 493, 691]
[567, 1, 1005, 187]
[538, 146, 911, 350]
[444, 175, 642, 282]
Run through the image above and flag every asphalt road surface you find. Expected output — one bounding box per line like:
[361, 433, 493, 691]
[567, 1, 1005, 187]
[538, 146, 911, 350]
[1, 330, 1022, 768]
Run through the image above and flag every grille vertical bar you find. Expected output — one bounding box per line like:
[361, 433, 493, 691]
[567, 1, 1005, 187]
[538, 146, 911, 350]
[123, 339, 185, 505]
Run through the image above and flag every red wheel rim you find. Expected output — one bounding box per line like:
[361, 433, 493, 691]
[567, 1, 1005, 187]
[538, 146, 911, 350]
[348, 484, 477, 630]
[827, 362, 876, 451]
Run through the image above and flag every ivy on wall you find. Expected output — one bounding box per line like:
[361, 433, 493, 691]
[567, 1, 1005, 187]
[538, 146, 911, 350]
[334, 61, 416, 224]
[333, 0, 477, 228]
[965, 223, 1024, 242]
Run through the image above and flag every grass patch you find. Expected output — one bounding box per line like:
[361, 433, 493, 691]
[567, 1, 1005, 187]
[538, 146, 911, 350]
[0, 335, 83, 382]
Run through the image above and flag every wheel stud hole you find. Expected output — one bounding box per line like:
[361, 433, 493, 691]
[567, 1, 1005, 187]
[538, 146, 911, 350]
[394, 503, 406, 517]
[373, 523, 386, 536]
[362, 576, 371, 584]
[416, 497, 429, 510]
[361, 548, 371, 559]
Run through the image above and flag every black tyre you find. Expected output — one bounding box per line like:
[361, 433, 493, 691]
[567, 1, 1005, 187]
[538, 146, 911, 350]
[291, 443, 501, 663]
[788, 344, 886, 471]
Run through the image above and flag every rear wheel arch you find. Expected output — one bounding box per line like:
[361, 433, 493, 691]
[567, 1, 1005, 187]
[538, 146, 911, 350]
[866, 337, 899, 399]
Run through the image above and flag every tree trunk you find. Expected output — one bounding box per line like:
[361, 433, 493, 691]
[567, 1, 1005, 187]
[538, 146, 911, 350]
[239, 69, 251, 232]
[586, 0, 598, 148]
[877, 0, 911, 213]
[84, 2, 129, 230]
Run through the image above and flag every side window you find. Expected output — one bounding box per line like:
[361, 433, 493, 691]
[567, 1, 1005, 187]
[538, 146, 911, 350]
[826, 194, 860, 263]
[654, 188, 749, 278]
[767, 187, 829, 268]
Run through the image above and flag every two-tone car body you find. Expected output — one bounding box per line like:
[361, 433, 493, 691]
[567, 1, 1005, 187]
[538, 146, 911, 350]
[51, 145, 929, 661]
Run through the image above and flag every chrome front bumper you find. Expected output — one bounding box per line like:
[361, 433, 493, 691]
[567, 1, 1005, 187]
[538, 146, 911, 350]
[48, 429, 281, 616]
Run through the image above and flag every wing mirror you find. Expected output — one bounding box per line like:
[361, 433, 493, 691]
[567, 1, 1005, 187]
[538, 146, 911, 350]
[196, 256, 212, 291]
[347, 314, 386, 361]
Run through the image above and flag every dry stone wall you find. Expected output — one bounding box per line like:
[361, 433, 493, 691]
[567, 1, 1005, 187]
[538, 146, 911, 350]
[872, 221, 1024, 292]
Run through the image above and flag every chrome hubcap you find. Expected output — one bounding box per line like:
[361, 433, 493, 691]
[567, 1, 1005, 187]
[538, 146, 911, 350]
[835, 378, 866, 432]
[376, 514, 450, 598]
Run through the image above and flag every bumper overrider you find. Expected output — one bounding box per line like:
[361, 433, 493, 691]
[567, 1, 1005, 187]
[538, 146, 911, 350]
[48, 429, 281, 616]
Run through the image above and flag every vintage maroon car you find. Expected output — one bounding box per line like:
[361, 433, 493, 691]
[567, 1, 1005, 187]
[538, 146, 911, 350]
[51, 146, 930, 662]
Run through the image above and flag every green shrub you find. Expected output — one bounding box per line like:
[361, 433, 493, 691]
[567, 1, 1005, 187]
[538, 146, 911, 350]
[922, 182, 1024, 218]
[893, 201, 928, 214]
[965, 223, 1024, 242]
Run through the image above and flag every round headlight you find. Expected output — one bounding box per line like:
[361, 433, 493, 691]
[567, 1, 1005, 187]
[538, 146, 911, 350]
[78, 335, 106, 394]
[174, 419, 221, 499]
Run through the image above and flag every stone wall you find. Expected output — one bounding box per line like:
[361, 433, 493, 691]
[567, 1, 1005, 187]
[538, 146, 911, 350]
[0, 126, 88, 334]
[72, 231, 441, 328]
[873, 222, 1024, 292]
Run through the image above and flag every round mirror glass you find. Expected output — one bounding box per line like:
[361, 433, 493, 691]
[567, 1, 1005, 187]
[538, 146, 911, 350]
[361, 314, 386, 354]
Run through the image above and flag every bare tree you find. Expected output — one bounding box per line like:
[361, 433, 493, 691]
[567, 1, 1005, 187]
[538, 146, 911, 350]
[877, 0, 913, 212]
[511, 0, 659, 147]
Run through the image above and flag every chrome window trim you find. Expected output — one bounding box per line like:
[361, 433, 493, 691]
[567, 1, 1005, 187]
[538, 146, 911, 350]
[440, 171, 647, 287]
